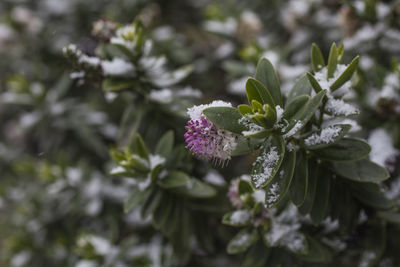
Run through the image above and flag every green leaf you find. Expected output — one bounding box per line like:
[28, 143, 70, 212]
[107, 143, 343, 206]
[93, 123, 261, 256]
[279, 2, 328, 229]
[282, 95, 310, 122]
[155, 131, 174, 158]
[290, 151, 308, 206]
[238, 104, 253, 116]
[251, 136, 285, 189]
[124, 187, 148, 213]
[203, 106, 246, 134]
[333, 159, 389, 183]
[102, 79, 136, 92]
[302, 124, 352, 150]
[307, 72, 323, 93]
[173, 179, 217, 198]
[231, 136, 263, 156]
[150, 164, 163, 182]
[246, 78, 276, 109]
[310, 173, 331, 224]
[255, 57, 282, 107]
[134, 134, 149, 161]
[350, 182, 393, 210]
[327, 43, 338, 79]
[299, 161, 319, 215]
[284, 90, 327, 135]
[312, 138, 371, 162]
[152, 193, 173, 229]
[222, 210, 252, 227]
[159, 171, 191, 188]
[378, 211, 400, 224]
[227, 228, 258, 254]
[238, 180, 254, 195]
[286, 74, 313, 103]
[141, 187, 162, 219]
[358, 222, 386, 267]
[311, 43, 325, 72]
[330, 56, 359, 91]
[264, 150, 296, 208]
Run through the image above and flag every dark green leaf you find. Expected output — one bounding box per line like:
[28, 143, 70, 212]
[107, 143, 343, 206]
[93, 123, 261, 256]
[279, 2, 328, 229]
[203, 106, 246, 134]
[159, 171, 191, 188]
[102, 79, 136, 92]
[239, 180, 254, 195]
[231, 136, 263, 156]
[290, 151, 308, 206]
[255, 57, 282, 106]
[378, 211, 400, 224]
[299, 161, 319, 215]
[141, 187, 163, 219]
[333, 159, 389, 183]
[243, 241, 270, 267]
[173, 179, 217, 198]
[155, 130, 174, 158]
[310, 173, 331, 224]
[251, 136, 285, 189]
[312, 138, 371, 162]
[350, 182, 393, 210]
[282, 95, 310, 121]
[298, 236, 332, 263]
[124, 187, 148, 213]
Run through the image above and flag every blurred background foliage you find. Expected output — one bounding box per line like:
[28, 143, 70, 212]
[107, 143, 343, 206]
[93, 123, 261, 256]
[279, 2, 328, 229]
[0, 0, 399, 266]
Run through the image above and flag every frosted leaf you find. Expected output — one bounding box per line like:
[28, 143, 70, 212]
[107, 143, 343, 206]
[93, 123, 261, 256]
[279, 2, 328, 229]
[253, 189, 266, 203]
[283, 121, 303, 139]
[252, 146, 280, 188]
[325, 97, 359, 116]
[187, 100, 232, 120]
[304, 125, 343, 147]
[239, 116, 264, 136]
[266, 183, 280, 206]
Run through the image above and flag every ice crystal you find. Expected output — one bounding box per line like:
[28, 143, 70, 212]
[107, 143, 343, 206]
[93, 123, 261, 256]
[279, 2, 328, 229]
[304, 125, 342, 146]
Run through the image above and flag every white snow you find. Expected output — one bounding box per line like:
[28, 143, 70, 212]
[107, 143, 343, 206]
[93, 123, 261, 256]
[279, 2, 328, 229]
[187, 100, 232, 120]
[283, 121, 303, 139]
[368, 128, 398, 171]
[204, 170, 226, 185]
[101, 58, 135, 76]
[149, 154, 165, 168]
[239, 116, 265, 136]
[304, 125, 343, 146]
[253, 189, 266, 203]
[230, 210, 251, 224]
[149, 89, 173, 104]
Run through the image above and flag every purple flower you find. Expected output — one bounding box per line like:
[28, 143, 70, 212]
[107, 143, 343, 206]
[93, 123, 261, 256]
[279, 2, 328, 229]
[184, 101, 237, 165]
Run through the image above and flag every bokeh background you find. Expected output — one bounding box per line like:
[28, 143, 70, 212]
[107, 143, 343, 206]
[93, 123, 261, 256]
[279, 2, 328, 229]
[1, 0, 399, 266]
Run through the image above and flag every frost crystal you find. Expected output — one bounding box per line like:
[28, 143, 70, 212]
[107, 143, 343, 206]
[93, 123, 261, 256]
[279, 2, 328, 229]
[239, 116, 264, 136]
[304, 125, 342, 146]
[185, 101, 237, 164]
[267, 183, 280, 206]
[252, 146, 280, 188]
[325, 97, 358, 116]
